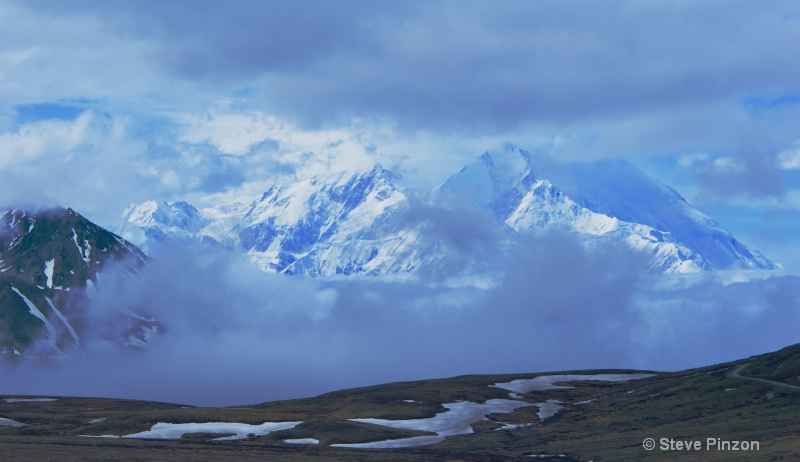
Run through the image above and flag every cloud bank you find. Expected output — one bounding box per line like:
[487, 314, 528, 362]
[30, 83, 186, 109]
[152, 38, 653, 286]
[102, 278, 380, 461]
[2, 231, 798, 407]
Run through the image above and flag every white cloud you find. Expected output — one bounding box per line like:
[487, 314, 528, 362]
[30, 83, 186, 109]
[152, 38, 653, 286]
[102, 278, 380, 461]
[711, 157, 746, 172]
[678, 152, 709, 167]
[0, 111, 94, 166]
[178, 112, 283, 156]
[778, 147, 800, 170]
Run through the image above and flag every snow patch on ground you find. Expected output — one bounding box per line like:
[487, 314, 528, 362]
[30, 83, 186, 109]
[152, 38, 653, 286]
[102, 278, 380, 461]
[495, 422, 534, 431]
[4, 398, 58, 403]
[106, 421, 303, 440]
[492, 373, 655, 395]
[0, 417, 26, 427]
[331, 399, 531, 448]
[535, 400, 563, 420]
[284, 438, 320, 444]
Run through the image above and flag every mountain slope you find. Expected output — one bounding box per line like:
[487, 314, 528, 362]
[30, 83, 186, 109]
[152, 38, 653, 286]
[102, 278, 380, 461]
[0, 208, 148, 355]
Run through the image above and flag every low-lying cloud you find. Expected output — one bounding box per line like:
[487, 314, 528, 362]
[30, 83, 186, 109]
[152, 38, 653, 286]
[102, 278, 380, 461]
[2, 233, 799, 407]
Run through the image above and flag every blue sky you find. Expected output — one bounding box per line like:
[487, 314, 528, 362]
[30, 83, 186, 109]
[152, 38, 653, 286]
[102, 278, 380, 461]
[1, 0, 799, 268]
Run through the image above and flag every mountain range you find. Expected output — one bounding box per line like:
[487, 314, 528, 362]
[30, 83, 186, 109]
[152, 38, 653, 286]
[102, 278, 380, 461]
[0, 146, 778, 356]
[117, 145, 775, 278]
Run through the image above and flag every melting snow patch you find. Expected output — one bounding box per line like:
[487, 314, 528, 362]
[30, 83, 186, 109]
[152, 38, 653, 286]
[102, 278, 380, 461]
[495, 422, 534, 431]
[403, 399, 416, 403]
[284, 438, 320, 444]
[4, 398, 58, 403]
[89, 418, 106, 424]
[115, 421, 302, 440]
[0, 417, 27, 427]
[535, 400, 563, 420]
[331, 399, 531, 449]
[492, 373, 655, 395]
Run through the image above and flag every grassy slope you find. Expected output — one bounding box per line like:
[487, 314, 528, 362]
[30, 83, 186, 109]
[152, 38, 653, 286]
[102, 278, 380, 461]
[2, 346, 800, 461]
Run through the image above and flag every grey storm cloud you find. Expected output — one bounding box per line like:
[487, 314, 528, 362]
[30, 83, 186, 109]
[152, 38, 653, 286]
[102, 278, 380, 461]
[13, 1, 800, 133]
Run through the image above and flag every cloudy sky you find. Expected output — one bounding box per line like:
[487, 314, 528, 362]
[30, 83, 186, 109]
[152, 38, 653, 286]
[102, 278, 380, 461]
[1, 1, 800, 267]
[3, 1, 800, 405]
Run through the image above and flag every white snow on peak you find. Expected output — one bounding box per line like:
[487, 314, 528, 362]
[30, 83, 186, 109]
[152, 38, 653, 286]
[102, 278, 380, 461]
[118, 200, 208, 252]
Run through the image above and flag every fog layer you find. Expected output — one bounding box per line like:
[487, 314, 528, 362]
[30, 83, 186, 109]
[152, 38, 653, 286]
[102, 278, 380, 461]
[2, 234, 798, 406]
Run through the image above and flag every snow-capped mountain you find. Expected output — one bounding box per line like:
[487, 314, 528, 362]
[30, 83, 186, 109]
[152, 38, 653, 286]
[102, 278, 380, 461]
[437, 145, 775, 273]
[0, 208, 150, 356]
[117, 146, 776, 278]
[120, 165, 427, 276]
[118, 200, 208, 253]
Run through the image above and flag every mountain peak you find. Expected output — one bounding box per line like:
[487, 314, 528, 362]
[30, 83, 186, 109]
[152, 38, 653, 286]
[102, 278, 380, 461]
[439, 148, 775, 272]
[0, 207, 149, 355]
